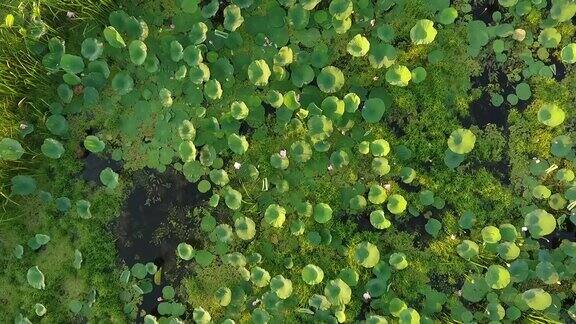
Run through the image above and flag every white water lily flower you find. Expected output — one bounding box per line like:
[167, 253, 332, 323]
[234, 162, 241, 170]
[363, 292, 371, 301]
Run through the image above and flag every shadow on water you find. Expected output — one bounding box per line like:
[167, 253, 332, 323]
[80, 154, 210, 322]
[538, 220, 576, 250]
[81, 153, 122, 183]
[111, 167, 209, 318]
[394, 215, 430, 249]
[549, 55, 567, 81]
[471, 0, 500, 24]
[429, 273, 464, 295]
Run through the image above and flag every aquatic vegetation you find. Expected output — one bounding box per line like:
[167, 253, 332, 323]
[1, 0, 575, 323]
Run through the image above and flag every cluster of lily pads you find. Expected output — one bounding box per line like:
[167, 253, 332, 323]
[1, 0, 575, 323]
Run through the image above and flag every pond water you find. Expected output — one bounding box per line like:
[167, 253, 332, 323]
[83, 154, 207, 317]
[115, 168, 208, 316]
[81, 153, 122, 184]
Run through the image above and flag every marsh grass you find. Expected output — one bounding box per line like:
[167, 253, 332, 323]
[0, 0, 118, 206]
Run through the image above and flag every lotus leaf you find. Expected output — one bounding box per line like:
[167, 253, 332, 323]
[437, 7, 458, 24]
[111, 72, 134, 95]
[81, 38, 103, 61]
[355, 242, 380, 268]
[250, 266, 271, 287]
[365, 315, 388, 324]
[290, 140, 313, 163]
[76, 200, 92, 219]
[27, 266, 45, 289]
[195, 250, 214, 266]
[561, 43, 576, 63]
[389, 252, 408, 270]
[291, 64, 314, 87]
[224, 187, 242, 210]
[57, 84, 73, 103]
[536, 261, 559, 285]
[270, 275, 293, 299]
[538, 104, 565, 127]
[56, 197, 71, 212]
[0, 138, 24, 161]
[522, 289, 552, 310]
[425, 218, 442, 237]
[330, 150, 349, 168]
[34, 303, 47, 316]
[362, 98, 386, 123]
[411, 67, 427, 83]
[444, 149, 465, 169]
[485, 265, 510, 289]
[12, 175, 37, 195]
[551, 135, 573, 157]
[387, 194, 407, 214]
[313, 203, 333, 223]
[385, 65, 411, 87]
[177, 242, 195, 260]
[127, 40, 147, 65]
[524, 209, 556, 238]
[248, 59, 271, 86]
[41, 138, 64, 159]
[447, 128, 476, 154]
[103, 26, 125, 48]
[302, 264, 324, 285]
[368, 185, 387, 204]
[457, 240, 479, 259]
[100, 167, 119, 189]
[329, 0, 353, 20]
[59, 54, 84, 75]
[224, 5, 244, 31]
[274, 46, 293, 66]
[204, 79, 222, 100]
[367, 43, 397, 70]
[234, 217, 256, 240]
[538, 28, 561, 48]
[399, 308, 420, 324]
[324, 279, 351, 305]
[215, 287, 232, 306]
[347, 34, 370, 57]
[84, 135, 105, 153]
[317, 66, 345, 93]
[370, 210, 391, 229]
[410, 19, 437, 45]
[228, 133, 248, 155]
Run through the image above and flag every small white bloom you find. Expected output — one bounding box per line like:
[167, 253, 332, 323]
[363, 292, 371, 301]
[19, 123, 27, 130]
[327, 164, 334, 171]
[450, 234, 456, 240]
[252, 299, 261, 306]
[383, 183, 391, 191]
[66, 11, 77, 19]
[370, 19, 376, 27]
[521, 226, 528, 232]
[279, 149, 287, 158]
[456, 290, 462, 296]
[234, 162, 241, 170]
